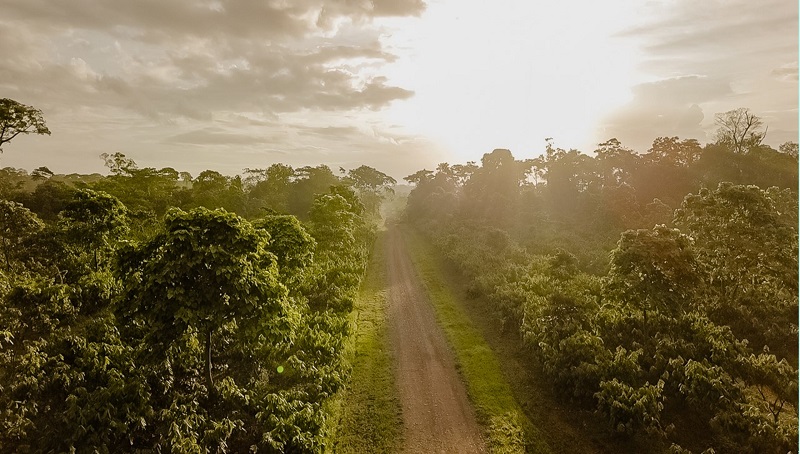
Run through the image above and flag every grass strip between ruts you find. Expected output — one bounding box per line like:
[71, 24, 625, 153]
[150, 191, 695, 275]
[403, 226, 551, 454]
[327, 231, 403, 453]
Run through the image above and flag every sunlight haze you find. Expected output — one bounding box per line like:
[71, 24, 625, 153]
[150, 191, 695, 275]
[1, 0, 796, 179]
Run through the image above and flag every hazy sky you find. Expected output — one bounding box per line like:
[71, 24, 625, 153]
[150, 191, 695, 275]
[1, 0, 797, 179]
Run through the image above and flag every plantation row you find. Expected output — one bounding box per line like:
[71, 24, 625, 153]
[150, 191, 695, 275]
[0, 158, 394, 452]
[403, 137, 798, 453]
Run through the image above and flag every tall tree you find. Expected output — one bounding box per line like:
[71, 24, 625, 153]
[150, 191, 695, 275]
[100, 152, 137, 176]
[0, 98, 51, 153]
[403, 169, 434, 186]
[343, 165, 396, 215]
[647, 136, 702, 166]
[595, 138, 638, 186]
[778, 141, 799, 159]
[462, 148, 526, 222]
[288, 165, 339, 219]
[247, 163, 295, 215]
[345, 165, 396, 193]
[714, 108, 766, 154]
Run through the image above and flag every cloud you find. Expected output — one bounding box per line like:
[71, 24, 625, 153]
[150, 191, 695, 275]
[0, 0, 430, 177]
[772, 63, 799, 82]
[165, 127, 275, 145]
[616, 0, 797, 82]
[599, 0, 797, 151]
[618, 0, 796, 58]
[296, 125, 362, 139]
[3, 0, 426, 48]
[0, 0, 420, 121]
[599, 76, 732, 150]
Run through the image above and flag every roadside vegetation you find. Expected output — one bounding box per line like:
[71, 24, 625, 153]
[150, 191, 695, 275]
[0, 133, 397, 451]
[402, 109, 798, 453]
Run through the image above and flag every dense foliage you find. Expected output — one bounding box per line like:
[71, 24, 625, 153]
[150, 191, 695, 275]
[0, 158, 394, 452]
[404, 126, 798, 453]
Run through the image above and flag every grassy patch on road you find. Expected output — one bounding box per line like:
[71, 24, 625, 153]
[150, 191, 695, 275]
[328, 232, 403, 453]
[403, 227, 551, 454]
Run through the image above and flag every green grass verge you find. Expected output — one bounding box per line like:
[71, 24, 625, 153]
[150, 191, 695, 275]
[327, 231, 403, 453]
[403, 227, 551, 454]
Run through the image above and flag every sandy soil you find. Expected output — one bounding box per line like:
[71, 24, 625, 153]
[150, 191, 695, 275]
[385, 226, 486, 453]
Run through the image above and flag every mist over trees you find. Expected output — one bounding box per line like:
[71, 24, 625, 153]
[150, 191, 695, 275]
[403, 111, 798, 453]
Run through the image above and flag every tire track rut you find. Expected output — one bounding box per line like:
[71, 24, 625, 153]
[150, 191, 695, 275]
[385, 226, 485, 453]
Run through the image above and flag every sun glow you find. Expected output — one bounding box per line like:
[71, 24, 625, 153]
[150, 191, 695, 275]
[380, 0, 647, 163]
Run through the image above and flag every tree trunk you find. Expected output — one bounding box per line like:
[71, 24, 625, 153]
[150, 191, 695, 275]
[642, 307, 649, 341]
[1, 238, 9, 271]
[205, 327, 214, 396]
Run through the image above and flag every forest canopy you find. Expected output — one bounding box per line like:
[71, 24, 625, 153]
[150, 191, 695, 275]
[0, 151, 393, 452]
[402, 122, 798, 453]
[0, 100, 797, 453]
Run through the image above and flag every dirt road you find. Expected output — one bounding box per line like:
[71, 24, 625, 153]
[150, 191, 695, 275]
[385, 226, 485, 453]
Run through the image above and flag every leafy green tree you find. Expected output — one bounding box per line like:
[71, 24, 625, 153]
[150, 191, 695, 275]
[116, 207, 291, 398]
[190, 169, 229, 207]
[100, 151, 138, 176]
[252, 214, 316, 277]
[404, 167, 459, 224]
[648, 136, 702, 167]
[343, 165, 396, 215]
[538, 143, 598, 222]
[595, 378, 666, 436]
[345, 165, 396, 193]
[0, 270, 152, 452]
[246, 164, 295, 215]
[739, 145, 799, 190]
[59, 189, 129, 272]
[594, 138, 638, 186]
[95, 153, 188, 220]
[0, 200, 44, 272]
[605, 225, 701, 324]
[451, 161, 479, 187]
[30, 166, 54, 181]
[14, 179, 76, 221]
[631, 137, 698, 207]
[0, 98, 51, 153]
[309, 191, 362, 250]
[741, 353, 798, 424]
[403, 169, 434, 186]
[0, 167, 28, 198]
[674, 182, 798, 358]
[302, 186, 371, 313]
[288, 165, 340, 219]
[462, 148, 527, 222]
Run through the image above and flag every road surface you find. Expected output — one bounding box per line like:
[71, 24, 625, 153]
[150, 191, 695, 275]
[385, 226, 485, 453]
